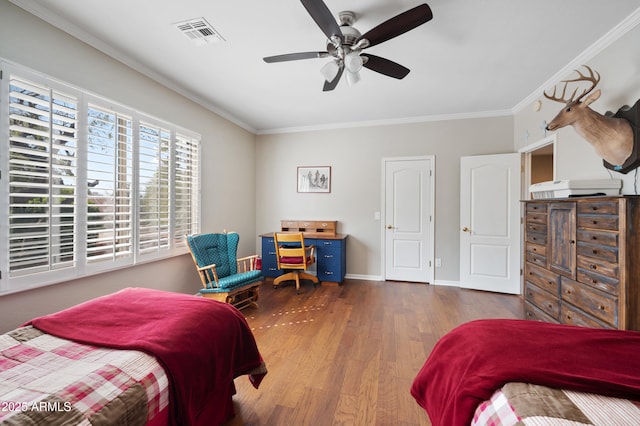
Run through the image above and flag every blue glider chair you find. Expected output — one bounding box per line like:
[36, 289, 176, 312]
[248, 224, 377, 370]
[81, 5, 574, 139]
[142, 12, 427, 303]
[186, 232, 262, 310]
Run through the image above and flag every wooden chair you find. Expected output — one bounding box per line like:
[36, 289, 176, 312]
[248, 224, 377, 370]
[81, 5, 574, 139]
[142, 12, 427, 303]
[273, 232, 319, 293]
[186, 232, 262, 310]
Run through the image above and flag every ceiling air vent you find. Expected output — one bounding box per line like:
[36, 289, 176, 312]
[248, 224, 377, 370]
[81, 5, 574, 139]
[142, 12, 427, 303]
[174, 17, 225, 46]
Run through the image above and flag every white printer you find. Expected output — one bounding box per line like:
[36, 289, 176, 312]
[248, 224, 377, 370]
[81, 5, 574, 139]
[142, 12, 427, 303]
[529, 179, 622, 199]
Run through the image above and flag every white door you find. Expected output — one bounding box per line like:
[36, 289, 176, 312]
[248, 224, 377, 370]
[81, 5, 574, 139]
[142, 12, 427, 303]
[383, 157, 434, 283]
[460, 153, 521, 294]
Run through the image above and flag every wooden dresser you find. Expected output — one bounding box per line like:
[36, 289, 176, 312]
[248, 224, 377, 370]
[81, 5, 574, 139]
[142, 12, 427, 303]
[523, 196, 640, 330]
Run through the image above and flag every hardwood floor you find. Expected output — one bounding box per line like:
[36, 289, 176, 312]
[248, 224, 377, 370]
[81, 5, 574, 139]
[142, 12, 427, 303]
[224, 278, 523, 426]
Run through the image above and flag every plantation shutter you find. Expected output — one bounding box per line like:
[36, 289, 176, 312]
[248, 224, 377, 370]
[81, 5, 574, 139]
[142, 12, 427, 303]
[8, 76, 78, 277]
[174, 133, 201, 246]
[138, 121, 171, 255]
[86, 105, 134, 264]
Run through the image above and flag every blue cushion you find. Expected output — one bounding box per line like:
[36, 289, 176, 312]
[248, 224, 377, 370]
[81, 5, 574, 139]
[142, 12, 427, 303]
[200, 270, 262, 293]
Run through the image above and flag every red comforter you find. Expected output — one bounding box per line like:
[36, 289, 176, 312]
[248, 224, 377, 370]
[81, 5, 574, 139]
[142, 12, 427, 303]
[27, 287, 266, 426]
[410, 319, 640, 426]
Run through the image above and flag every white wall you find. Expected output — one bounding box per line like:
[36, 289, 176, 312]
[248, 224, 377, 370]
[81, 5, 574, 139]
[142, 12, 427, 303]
[256, 117, 514, 283]
[0, 1, 258, 331]
[515, 20, 640, 193]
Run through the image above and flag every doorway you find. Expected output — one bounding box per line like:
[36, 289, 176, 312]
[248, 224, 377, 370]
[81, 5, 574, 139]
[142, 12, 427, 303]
[520, 134, 556, 199]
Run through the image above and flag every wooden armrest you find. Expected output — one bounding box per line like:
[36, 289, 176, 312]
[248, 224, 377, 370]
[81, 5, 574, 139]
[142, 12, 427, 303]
[305, 245, 315, 258]
[237, 254, 260, 272]
[196, 263, 219, 287]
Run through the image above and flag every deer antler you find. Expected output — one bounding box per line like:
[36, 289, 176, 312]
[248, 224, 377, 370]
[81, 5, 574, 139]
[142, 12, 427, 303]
[544, 65, 601, 104]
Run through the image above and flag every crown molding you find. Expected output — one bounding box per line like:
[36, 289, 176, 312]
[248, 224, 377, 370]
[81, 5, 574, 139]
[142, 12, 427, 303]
[513, 6, 640, 115]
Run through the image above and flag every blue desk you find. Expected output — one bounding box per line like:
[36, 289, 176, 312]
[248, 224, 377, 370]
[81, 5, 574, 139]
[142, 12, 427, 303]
[260, 233, 347, 285]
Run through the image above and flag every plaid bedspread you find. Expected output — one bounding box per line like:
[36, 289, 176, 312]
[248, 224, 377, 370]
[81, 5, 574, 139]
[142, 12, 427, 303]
[472, 382, 640, 425]
[0, 326, 168, 425]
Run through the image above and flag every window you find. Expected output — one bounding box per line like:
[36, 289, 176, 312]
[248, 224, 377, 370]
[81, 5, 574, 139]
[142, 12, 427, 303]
[1, 62, 201, 294]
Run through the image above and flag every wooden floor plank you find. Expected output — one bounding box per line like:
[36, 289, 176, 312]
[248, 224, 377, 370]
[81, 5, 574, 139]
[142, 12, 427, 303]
[224, 278, 523, 425]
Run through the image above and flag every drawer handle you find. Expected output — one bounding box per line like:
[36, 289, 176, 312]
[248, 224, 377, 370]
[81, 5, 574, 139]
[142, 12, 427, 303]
[592, 249, 598, 255]
[592, 220, 598, 225]
[566, 314, 572, 320]
[592, 279, 598, 284]
[592, 206, 598, 211]
[548, 303, 553, 309]
[590, 264, 597, 270]
[592, 236, 598, 241]
[565, 289, 572, 295]
[548, 281, 554, 285]
[599, 305, 606, 311]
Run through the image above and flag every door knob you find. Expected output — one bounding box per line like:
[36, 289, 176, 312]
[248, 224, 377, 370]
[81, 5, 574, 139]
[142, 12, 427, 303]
[387, 225, 395, 229]
[462, 227, 470, 232]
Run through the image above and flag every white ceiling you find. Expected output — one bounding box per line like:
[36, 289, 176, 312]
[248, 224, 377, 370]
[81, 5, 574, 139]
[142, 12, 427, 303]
[10, 0, 640, 134]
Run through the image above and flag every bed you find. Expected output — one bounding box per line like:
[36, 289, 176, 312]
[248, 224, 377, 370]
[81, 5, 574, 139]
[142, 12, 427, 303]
[410, 319, 640, 426]
[0, 287, 267, 426]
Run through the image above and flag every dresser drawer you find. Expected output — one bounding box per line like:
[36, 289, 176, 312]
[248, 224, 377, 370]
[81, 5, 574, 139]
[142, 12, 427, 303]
[577, 255, 618, 279]
[561, 277, 617, 326]
[560, 303, 614, 329]
[526, 203, 548, 214]
[524, 301, 559, 324]
[525, 251, 546, 267]
[526, 241, 546, 257]
[577, 200, 618, 215]
[526, 211, 547, 225]
[576, 241, 618, 263]
[576, 229, 618, 247]
[525, 262, 559, 296]
[525, 282, 560, 320]
[526, 231, 547, 246]
[576, 269, 619, 295]
[577, 214, 619, 231]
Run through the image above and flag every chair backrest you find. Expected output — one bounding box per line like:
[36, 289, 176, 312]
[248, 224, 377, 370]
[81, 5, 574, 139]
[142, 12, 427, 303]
[187, 232, 239, 278]
[274, 232, 309, 270]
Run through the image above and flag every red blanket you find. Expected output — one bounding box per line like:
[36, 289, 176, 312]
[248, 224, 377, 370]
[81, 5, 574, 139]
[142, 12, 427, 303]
[410, 319, 640, 426]
[27, 287, 266, 426]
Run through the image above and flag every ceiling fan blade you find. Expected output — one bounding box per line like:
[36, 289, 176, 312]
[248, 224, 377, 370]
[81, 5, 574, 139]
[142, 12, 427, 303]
[301, 0, 344, 43]
[357, 3, 433, 48]
[362, 54, 410, 79]
[263, 52, 329, 63]
[323, 63, 344, 91]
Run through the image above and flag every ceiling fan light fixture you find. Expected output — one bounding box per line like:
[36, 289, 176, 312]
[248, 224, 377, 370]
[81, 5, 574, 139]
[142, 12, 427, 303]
[346, 70, 361, 86]
[345, 52, 363, 73]
[320, 60, 340, 82]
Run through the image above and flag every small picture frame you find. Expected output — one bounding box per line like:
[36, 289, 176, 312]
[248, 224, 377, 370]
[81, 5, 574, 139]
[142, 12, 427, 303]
[297, 166, 331, 193]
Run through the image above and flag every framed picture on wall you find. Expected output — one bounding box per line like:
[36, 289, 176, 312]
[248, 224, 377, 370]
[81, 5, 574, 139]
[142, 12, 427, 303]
[297, 166, 331, 193]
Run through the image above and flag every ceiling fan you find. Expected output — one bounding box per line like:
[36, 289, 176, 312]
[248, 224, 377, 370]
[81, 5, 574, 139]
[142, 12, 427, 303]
[263, 0, 433, 91]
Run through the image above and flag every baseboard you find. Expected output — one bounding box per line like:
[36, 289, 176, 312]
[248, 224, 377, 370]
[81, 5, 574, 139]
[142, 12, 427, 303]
[344, 274, 460, 287]
[431, 280, 460, 287]
[344, 273, 383, 281]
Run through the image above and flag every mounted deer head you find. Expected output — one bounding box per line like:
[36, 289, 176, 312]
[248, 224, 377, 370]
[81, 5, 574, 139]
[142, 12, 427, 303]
[544, 65, 634, 168]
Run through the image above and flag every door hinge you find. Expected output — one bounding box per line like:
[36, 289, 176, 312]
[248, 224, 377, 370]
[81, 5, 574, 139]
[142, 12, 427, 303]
[520, 268, 523, 276]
